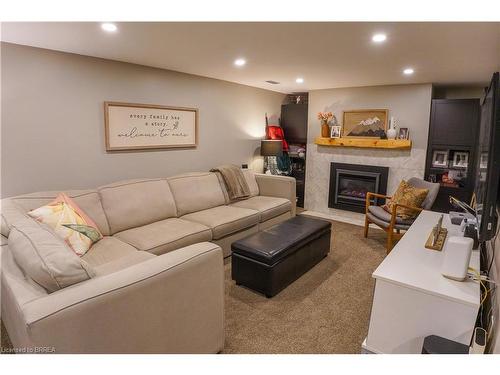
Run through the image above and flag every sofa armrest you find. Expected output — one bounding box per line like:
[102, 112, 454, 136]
[255, 174, 297, 216]
[20, 242, 224, 353]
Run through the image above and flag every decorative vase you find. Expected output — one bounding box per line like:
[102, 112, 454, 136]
[321, 121, 330, 137]
[387, 116, 397, 140]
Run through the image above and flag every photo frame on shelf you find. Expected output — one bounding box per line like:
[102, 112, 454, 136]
[330, 125, 341, 139]
[397, 127, 410, 140]
[432, 150, 449, 168]
[452, 151, 469, 168]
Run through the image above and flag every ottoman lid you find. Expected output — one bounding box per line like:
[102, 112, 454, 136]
[231, 215, 331, 266]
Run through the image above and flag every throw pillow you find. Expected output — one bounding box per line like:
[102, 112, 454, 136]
[28, 193, 102, 256]
[383, 180, 429, 220]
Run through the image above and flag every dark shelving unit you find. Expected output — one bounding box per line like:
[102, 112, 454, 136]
[424, 99, 480, 212]
[281, 94, 308, 207]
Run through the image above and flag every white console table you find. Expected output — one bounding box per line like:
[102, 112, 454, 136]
[362, 210, 480, 354]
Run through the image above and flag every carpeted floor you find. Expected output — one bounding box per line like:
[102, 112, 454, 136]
[0, 219, 387, 354]
[222, 219, 387, 354]
[1, 320, 13, 353]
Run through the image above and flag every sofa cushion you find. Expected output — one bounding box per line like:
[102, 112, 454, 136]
[8, 216, 95, 293]
[2, 190, 110, 236]
[99, 178, 177, 234]
[114, 218, 212, 255]
[242, 169, 259, 197]
[92, 251, 156, 276]
[181, 205, 259, 240]
[82, 236, 139, 267]
[230, 196, 291, 222]
[168, 172, 226, 216]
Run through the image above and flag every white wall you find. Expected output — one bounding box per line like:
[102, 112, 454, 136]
[304, 84, 433, 213]
[1, 43, 284, 197]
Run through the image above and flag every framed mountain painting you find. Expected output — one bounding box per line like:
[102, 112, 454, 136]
[342, 109, 388, 138]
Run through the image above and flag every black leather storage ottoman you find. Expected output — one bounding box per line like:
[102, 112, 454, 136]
[231, 216, 331, 297]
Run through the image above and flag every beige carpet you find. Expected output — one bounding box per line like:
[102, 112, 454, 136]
[0, 219, 387, 354]
[223, 219, 387, 353]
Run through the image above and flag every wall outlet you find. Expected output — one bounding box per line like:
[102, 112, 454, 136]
[241, 164, 248, 169]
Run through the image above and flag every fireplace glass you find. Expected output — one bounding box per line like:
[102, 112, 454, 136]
[329, 163, 389, 213]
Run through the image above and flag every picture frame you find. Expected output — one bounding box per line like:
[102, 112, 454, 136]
[397, 127, 410, 140]
[330, 125, 341, 139]
[452, 151, 469, 168]
[342, 109, 388, 139]
[432, 150, 449, 168]
[104, 101, 198, 151]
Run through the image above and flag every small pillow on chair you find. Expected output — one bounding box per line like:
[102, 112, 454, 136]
[28, 193, 103, 256]
[383, 180, 429, 220]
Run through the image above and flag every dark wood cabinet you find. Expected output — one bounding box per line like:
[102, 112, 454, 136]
[281, 103, 308, 143]
[425, 99, 480, 212]
[429, 100, 480, 146]
[281, 101, 308, 208]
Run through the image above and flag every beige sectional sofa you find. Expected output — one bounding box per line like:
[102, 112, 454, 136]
[0, 170, 296, 353]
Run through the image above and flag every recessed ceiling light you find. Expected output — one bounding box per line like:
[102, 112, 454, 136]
[296, 77, 304, 84]
[403, 68, 415, 75]
[372, 33, 387, 43]
[101, 23, 117, 32]
[234, 58, 246, 67]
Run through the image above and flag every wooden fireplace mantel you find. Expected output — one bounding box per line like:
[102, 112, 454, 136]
[314, 137, 412, 150]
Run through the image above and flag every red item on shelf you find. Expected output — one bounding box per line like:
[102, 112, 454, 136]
[266, 125, 289, 152]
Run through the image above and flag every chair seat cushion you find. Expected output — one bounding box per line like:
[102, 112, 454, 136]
[114, 218, 212, 255]
[230, 196, 291, 222]
[366, 212, 411, 230]
[181, 206, 260, 240]
[82, 236, 139, 267]
[368, 205, 415, 225]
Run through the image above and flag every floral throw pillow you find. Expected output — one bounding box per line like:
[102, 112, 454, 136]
[383, 180, 429, 220]
[28, 193, 103, 256]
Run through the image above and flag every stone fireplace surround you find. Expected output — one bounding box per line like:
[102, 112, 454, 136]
[305, 146, 426, 216]
[303, 84, 432, 219]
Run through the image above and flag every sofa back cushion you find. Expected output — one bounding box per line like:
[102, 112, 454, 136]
[8, 215, 95, 293]
[1, 190, 110, 236]
[99, 178, 177, 234]
[168, 172, 226, 216]
[243, 169, 259, 197]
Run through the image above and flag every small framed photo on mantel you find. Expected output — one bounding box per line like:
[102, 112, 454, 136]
[397, 127, 410, 140]
[330, 125, 341, 139]
[104, 101, 198, 151]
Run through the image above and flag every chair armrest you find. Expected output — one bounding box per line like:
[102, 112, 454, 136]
[255, 173, 296, 216]
[366, 192, 392, 200]
[365, 192, 392, 212]
[21, 242, 224, 353]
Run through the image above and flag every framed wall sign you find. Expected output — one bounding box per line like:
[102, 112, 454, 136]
[104, 102, 198, 151]
[342, 109, 388, 139]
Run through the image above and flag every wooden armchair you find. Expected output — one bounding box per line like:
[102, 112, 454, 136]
[364, 178, 440, 253]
